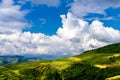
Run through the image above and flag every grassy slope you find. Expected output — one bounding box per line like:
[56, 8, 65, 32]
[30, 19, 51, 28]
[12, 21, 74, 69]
[4, 57, 82, 80]
[0, 66, 20, 80]
[6, 57, 82, 71]
[1, 43, 120, 80]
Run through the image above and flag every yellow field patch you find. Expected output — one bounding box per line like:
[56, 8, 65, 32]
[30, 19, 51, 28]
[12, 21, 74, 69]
[50, 61, 70, 70]
[38, 57, 82, 70]
[49, 57, 82, 70]
[39, 61, 70, 70]
[12, 70, 20, 75]
[113, 54, 120, 57]
[94, 64, 108, 69]
[67, 57, 82, 62]
[106, 75, 120, 80]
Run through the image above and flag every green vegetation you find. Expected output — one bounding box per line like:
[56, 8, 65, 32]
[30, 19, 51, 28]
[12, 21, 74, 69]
[1, 43, 120, 80]
[19, 65, 62, 80]
[0, 66, 20, 80]
[94, 43, 120, 53]
[62, 62, 120, 80]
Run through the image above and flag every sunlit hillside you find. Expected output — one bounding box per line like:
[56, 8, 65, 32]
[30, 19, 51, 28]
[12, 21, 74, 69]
[0, 43, 120, 80]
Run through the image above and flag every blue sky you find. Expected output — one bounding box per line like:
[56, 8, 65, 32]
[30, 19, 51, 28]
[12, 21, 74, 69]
[21, 0, 72, 35]
[0, 0, 120, 57]
[18, 0, 120, 35]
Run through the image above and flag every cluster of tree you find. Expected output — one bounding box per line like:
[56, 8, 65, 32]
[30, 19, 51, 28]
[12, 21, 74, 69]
[0, 67, 20, 80]
[11, 62, 120, 80]
[19, 65, 61, 80]
[62, 62, 120, 80]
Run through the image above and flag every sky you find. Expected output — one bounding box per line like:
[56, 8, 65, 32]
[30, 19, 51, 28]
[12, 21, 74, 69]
[0, 0, 120, 57]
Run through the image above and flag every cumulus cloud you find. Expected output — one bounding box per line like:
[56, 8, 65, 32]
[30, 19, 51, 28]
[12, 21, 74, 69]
[0, 0, 29, 33]
[0, 12, 120, 56]
[70, 0, 120, 17]
[90, 20, 120, 43]
[0, 0, 120, 57]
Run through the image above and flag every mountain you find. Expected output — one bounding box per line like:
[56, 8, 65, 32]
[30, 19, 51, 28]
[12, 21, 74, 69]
[0, 54, 69, 66]
[0, 55, 41, 66]
[0, 43, 120, 80]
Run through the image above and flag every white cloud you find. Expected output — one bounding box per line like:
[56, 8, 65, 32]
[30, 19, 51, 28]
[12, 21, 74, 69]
[0, 12, 120, 57]
[0, 0, 120, 57]
[84, 17, 114, 21]
[39, 18, 46, 24]
[27, 0, 60, 7]
[0, 0, 30, 33]
[70, 0, 120, 17]
[90, 20, 120, 43]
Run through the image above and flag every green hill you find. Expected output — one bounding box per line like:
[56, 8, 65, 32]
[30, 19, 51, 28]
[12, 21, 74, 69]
[94, 43, 120, 53]
[1, 43, 120, 80]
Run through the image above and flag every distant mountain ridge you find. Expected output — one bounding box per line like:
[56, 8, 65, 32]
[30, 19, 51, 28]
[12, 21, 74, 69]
[0, 54, 69, 66]
[0, 55, 41, 66]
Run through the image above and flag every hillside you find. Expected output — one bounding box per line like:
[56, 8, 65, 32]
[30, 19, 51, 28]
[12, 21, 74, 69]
[1, 43, 120, 80]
